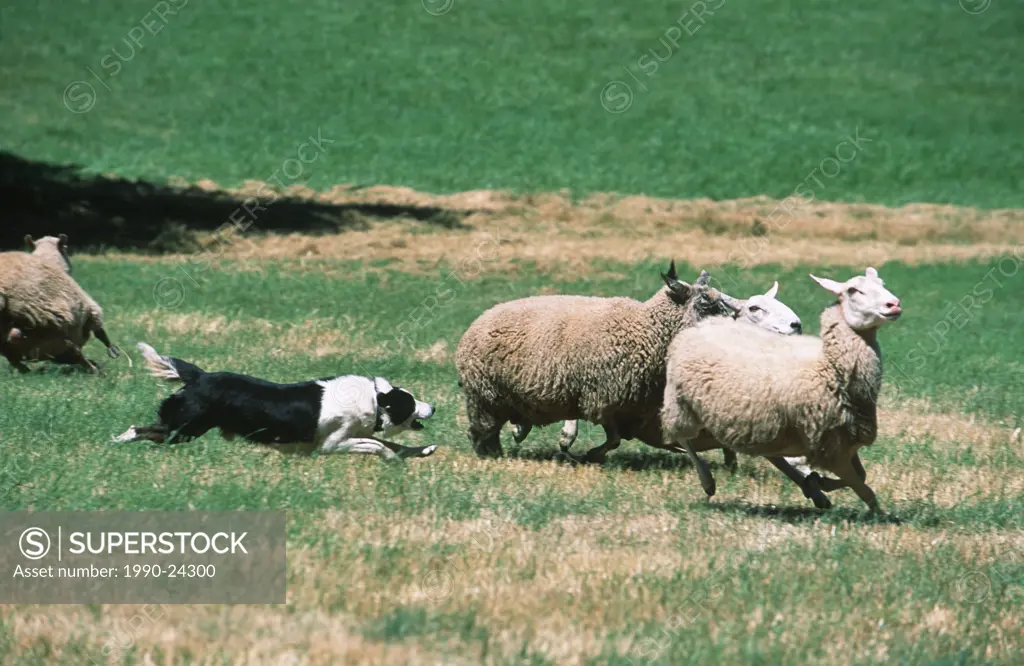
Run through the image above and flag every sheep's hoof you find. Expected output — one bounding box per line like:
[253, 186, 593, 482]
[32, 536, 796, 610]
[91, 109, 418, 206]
[802, 473, 833, 509]
[808, 492, 832, 510]
[582, 449, 607, 464]
[472, 445, 503, 459]
[108, 345, 122, 359]
[700, 477, 716, 497]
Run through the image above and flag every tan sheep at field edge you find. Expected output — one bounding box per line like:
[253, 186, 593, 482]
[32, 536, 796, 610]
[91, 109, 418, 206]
[662, 267, 903, 511]
[25, 234, 72, 274]
[455, 262, 739, 459]
[0, 239, 120, 372]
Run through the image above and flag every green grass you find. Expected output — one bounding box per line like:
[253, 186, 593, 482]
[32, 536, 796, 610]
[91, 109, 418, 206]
[1, 256, 1021, 663]
[1, 1, 1022, 207]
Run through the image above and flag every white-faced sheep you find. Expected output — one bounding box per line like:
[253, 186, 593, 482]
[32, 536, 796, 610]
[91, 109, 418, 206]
[510, 280, 804, 471]
[0, 236, 120, 372]
[661, 267, 902, 511]
[455, 262, 740, 459]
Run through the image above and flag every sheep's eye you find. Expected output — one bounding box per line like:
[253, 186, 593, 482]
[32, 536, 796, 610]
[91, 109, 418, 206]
[748, 305, 761, 313]
[847, 287, 861, 295]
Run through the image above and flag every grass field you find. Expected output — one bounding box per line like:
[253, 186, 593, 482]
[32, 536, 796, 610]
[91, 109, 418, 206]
[2, 0, 1023, 663]
[1, 225, 1022, 663]
[1, 1, 1023, 207]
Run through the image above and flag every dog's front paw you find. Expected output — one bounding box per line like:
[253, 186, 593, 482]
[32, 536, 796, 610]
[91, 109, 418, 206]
[420, 445, 438, 457]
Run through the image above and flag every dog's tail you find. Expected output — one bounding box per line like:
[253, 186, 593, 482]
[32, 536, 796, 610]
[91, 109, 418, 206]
[137, 342, 204, 384]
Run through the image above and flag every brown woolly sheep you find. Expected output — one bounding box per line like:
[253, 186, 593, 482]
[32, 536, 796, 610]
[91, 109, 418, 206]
[0, 237, 119, 372]
[455, 262, 739, 460]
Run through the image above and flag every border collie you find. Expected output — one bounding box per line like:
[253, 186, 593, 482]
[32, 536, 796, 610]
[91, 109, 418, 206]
[114, 343, 437, 460]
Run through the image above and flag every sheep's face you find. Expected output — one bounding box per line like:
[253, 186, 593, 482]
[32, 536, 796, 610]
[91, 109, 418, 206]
[736, 281, 802, 335]
[811, 268, 901, 331]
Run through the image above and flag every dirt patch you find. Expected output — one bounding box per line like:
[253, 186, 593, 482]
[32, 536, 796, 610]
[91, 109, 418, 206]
[85, 185, 1024, 275]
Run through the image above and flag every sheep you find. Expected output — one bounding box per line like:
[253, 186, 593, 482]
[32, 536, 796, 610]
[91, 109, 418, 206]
[661, 267, 903, 511]
[0, 238, 120, 372]
[510, 280, 804, 471]
[25, 234, 72, 274]
[455, 262, 740, 459]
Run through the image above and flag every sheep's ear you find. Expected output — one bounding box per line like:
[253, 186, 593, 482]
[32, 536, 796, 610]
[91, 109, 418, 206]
[23, 235, 34, 249]
[58, 234, 68, 249]
[661, 271, 691, 298]
[810, 274, 844, 295]
[373, 377, 394, 394]
[665, 260, 678, 281]
[695, 270, 711, 287]
[716, 290, 742, 313]
[764, 281, 779, 299]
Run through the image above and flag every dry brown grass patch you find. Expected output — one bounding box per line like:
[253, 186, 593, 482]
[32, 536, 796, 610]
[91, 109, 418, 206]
[880, 400, 1022, 458]
[81, 185, 1024, 276]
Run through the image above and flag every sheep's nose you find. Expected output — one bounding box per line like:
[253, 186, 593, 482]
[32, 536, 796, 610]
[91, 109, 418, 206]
[790, 321, 802, 333]
[885, 299, 901, 314]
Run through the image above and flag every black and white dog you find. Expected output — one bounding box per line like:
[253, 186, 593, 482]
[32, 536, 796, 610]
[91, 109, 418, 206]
[114, 343, 437, 460]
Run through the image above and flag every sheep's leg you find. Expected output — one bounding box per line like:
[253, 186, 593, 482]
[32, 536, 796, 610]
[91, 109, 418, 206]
[92, 326, 121, 358]
[64, 346, 98, 372]
[511, 422, 532, 444]
[805, 453, 865, 493]
[852, 453, 867, 481]
[673, 439, 715, 497]
[805, 473, 847, 492]
[581, 424, 621, 464]
[466, 401, 504, 458]
[826, 456, 880, 512]
[559, 420, 579, 453]
[2, 348, 30, 373]
[722, 449, 738, 471]
[766, 457, 831, 509]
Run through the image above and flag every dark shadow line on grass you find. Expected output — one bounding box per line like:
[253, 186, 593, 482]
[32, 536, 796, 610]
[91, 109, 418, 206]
[508, 445, 757, 475]
[0, 150, 470, 251]
[704, 500, 904, 525]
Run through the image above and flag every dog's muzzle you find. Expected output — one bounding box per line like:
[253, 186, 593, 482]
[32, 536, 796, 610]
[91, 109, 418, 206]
[411, 402, 435, 430]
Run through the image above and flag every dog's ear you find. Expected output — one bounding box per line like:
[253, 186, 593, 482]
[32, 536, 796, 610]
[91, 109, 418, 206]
[373, 377, 394, 394]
